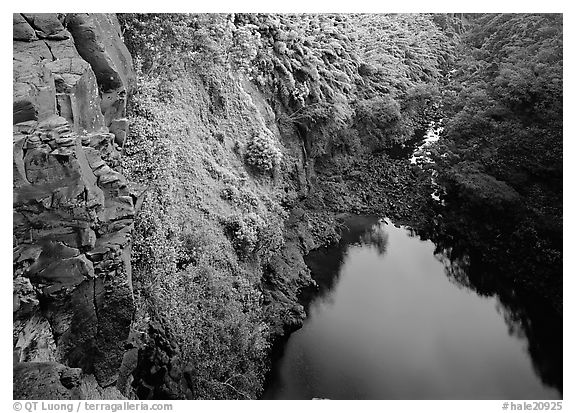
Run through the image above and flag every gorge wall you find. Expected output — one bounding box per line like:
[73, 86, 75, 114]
[13, 13, 137, 398]
[13, 12, 317, 400]
[13, 13, 463, 400]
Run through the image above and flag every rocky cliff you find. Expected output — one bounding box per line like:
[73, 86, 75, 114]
[13, 13, 136, 399]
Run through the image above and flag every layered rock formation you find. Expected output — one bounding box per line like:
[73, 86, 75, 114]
[13, 13, 136, 399]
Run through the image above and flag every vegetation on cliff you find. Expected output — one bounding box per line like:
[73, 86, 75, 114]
[117, 12, 460, 399]
[429, 13, 563, 309]
[116, 12, 561, 399]
[119, 13, 304, 399]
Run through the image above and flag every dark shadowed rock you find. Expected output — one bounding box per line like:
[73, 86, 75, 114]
[13, 14, 37, 42]
[131, 317, 194, 399]
[13, 362, 83, 399]
[13, 362, 126, 400]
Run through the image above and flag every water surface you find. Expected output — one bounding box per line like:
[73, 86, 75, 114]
[264, 216, 561, 399]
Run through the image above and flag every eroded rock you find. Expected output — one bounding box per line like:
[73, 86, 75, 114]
[13, 44, 56, 123]
[21, 13, 69, 40]
[13, 13, 136, 396]
[66, 14, 135, 143]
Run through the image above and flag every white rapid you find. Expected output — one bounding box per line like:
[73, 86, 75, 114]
[410, 121, 444, 202]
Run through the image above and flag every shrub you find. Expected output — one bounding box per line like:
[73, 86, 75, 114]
[220, 186, 237, 201]
[169, 265, 269, 399]
[225, 213, 264, 258]
[353, 95, 408, 150]
[230, 24, 262, 71]
[118, 13, 232, 76]
[245, 133, 283, 173]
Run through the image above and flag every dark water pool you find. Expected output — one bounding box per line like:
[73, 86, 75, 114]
[264, 216, 561, 400]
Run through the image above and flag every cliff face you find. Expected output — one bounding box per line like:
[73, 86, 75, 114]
[13, 13, 319, 400]
[13, 13, 136, 399]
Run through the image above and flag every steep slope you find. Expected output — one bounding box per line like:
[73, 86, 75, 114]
[13, 13, 136, 398]
[117, 13, 457, 399]
[119, 37, 317, 401]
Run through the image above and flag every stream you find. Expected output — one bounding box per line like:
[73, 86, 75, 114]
[263, 216, 562, 399]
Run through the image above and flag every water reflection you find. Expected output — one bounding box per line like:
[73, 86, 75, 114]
[302, 216, 385, 305]
[359, 221, 389, 255]
[264, 216, 562, 399]
[428, 230, 563, 394]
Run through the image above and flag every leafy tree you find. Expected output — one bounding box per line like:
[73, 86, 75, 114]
[431, 13, 562, 306]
